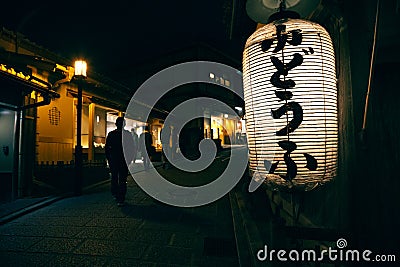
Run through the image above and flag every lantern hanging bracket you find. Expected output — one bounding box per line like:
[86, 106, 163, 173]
[267, 0, 300, 23]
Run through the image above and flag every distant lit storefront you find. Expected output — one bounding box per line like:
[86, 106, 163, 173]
[207, 112, 241, 145]
[205, 71, 244, 146]
[106, 112, 146, 142]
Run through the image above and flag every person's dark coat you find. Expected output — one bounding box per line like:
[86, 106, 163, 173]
[105, 128, 135, 167]
[139, 130, 154, 157]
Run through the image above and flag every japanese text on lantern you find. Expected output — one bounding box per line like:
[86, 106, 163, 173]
[261, 24, 317, 182]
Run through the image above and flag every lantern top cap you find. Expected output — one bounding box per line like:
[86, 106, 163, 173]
[246, 0, 320, 24]
[244, 18, 331, 51]
[267, 9, 300, 23]
[267, 0, 300, 23]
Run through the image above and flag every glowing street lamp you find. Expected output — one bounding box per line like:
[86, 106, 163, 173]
[74, 60, 87, 77]
[73, 59, 87, 196]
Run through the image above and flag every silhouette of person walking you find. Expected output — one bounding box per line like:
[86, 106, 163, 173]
[105, 117, 135, 206]
[161, 123, 172, 169]
[131, 128, 139, 163]
[139, 125, 153, 171]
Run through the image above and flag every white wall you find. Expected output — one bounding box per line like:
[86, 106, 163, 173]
[0, 108, 15, 172]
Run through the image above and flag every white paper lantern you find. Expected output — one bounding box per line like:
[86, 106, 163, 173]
[243, 18, 338, 191]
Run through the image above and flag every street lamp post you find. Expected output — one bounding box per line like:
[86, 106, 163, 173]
[74, 60, 87, 196]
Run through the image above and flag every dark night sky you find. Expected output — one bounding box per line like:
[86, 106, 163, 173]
[0, 1, 256, 79]
[2, 0, 400, 79]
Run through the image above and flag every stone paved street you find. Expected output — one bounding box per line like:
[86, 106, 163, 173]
[0, 159, 241, 266]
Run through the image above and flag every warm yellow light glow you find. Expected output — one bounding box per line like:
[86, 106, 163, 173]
[243, 18, 338, 191]
[31, 79, 48, 88]
[16, 71, 29, 79]
[74, 60, 87, 77]
[30, 91, 36, 99]
[0, 64, 42, 87]
[1, 64, 33, 83]
[94, 142, 105, 148]
[55, 63, 68, 72]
